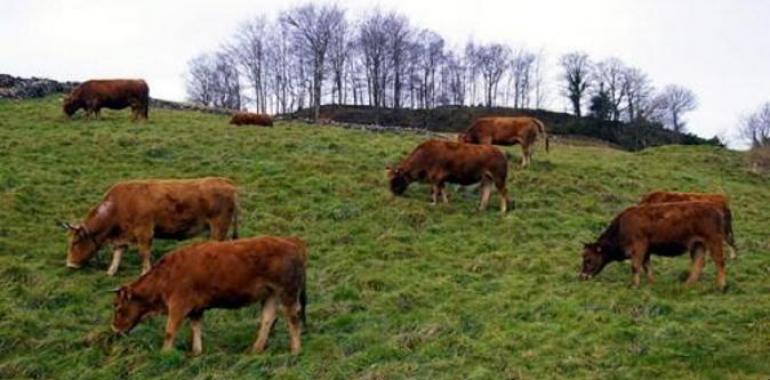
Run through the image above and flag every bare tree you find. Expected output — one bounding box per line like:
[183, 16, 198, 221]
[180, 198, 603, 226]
[510, 48, 536, 108]
[281, 3, 345, 122]
[476, 43, 509, 107]
[229, 16, 269, 113]
[560, 51, 591, 117]
[186, 54, 216, 106]
[653, 84, 698, 132]
[328, 17, 350, 105]
[531, 49, 549, 109]
[621, 66, 654, 122]
[464, 41, 479, 106]
[186, 52, 241, 109]
[415, 30, 445, 109]
[740, 102, 770, 148]
[358, 9, 389, 108]
[385, 12, 411, 109]
[593, 57, 627, 121]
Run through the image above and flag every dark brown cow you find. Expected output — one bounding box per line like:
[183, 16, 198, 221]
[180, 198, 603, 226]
[458, 116, 550, 168]
[111, 236, 308, 355]
[639, 191, 737, 259]
[63, 79, 149, 120]
[387, 139, 510, 213]
[580, 201, 728, 290]
[229, 112, 274, 126]
[63, 177, 238, 276]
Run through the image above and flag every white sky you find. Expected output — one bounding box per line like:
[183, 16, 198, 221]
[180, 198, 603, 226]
[2, 0, 769, 145]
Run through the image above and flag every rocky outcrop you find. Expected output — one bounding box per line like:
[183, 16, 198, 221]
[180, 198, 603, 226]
[0, 74, 79, 99]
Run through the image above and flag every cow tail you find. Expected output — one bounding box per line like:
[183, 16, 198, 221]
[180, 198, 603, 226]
[724, 207, 737, 258]
[231, 194, 240, 240]
[534, 119, 550, 152]
[299, 267, 308, 328]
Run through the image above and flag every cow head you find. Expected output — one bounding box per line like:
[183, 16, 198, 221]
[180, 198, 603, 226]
[457, 133, 475, 144]
[62, 95, 80, 117]
[62, 222, 99, 268]
[387, 166, 409, 195]
[580, 242, 611, 280]
[111, 287, 150, 334]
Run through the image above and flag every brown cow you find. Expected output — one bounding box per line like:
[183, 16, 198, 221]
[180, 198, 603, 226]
[111, 236, 308, 355]
[580, 201, 728, 290]
[63, 79, 149, 120]
[63, 177, 239, 276]
[387, 139, 510, 213]
[458, 116, 550, 168]
[229, 112, 274, 126]
[639, 191, 737, 259]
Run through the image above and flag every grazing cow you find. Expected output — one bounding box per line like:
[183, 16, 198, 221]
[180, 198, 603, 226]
[458, 116, 550, 168]
[63, 79, 149, 120]
[229, 112, 274, 126]
[63, 177, 239, 276]
[111, 236, 308, 355]
[639, 191, 737, 259]
[580, 201, 728, 290]
[387, 139, 511, 213]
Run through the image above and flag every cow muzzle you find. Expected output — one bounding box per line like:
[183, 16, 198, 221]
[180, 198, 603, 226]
[579, 273, 592, 280]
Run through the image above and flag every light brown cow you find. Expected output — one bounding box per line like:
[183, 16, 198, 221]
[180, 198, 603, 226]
[229, 112, 274, 126]
[387, 139, 510, 213]
[63, 177, 238, 275]
[458, 116, 550, 168]
[639, 191, 737, 259]
[63, 79, 149, 120]
[111, 236, 308, 355]
[580, 201, 728, 290]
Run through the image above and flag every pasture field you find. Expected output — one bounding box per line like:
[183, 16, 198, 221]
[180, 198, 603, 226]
[0, 96, 769, 379]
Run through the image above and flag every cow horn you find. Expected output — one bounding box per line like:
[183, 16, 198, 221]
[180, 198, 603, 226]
[106, 287, 121, 293]
[58, 221, 75, 230]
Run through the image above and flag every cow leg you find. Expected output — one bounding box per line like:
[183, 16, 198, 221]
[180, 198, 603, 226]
[496, 180, 509, 214]
[136, 234, 153, 275]
[431, 185, 440, 205]
[628, 245, 646, 288]
[162, 307, 186, 352]
[208, 218, 229, 241]
[643, 255, 654, 284]
[440, 184, 449, 204]
[282, 297, 302, 354]
[190, 314, 203, 355]
[106, 246, 125, 276]
[521, 145, 530, 168]
[478, 181, 492, 211]
[686, 246, 707, 285]
[253, 296, 278, 353]
[709, 240, 727, 290]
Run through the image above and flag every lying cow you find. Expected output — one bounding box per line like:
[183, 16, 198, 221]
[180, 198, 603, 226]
[63, 79, 149, 120]
[639, 191, 737, 259]
[63, 177, 238, 276]
[580, 201, 728, 290]
[229, 112, 274, 126]
[458, 116, 549, 168]
[111, 236, 308, 355]
[387, 139, 511, 213]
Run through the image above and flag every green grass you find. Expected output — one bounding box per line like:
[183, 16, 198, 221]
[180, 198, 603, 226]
[0, 96, 769, 379]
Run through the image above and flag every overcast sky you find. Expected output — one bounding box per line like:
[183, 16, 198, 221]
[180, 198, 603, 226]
[2, 0, 769, 145]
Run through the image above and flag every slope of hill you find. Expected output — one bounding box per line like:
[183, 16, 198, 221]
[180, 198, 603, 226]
[0, 96, 768, 379]
[289, 104, 722, 151]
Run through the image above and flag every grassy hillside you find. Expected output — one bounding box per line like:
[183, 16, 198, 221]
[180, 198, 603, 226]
[0, 96, 768, 379]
